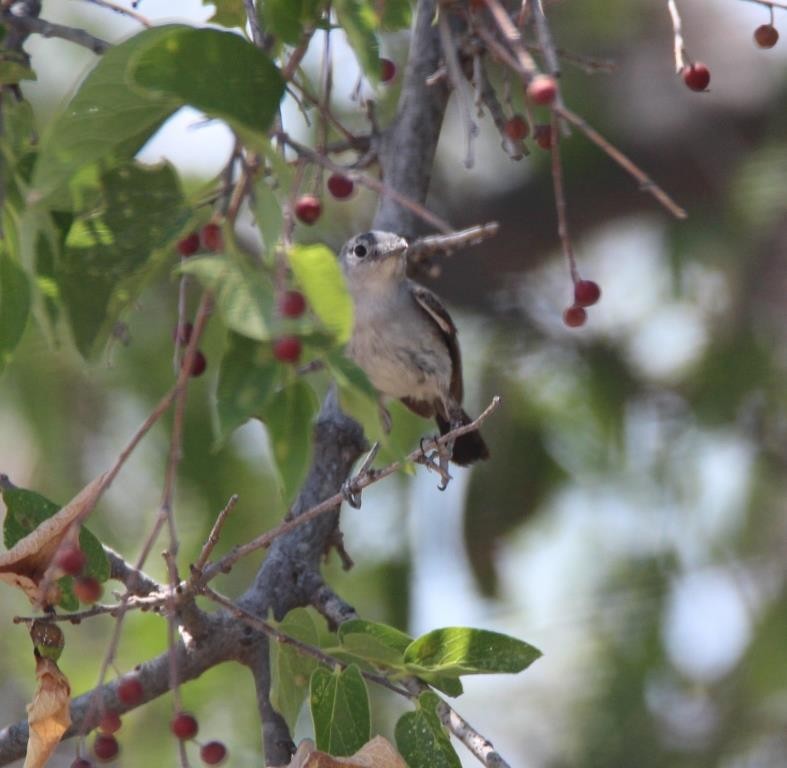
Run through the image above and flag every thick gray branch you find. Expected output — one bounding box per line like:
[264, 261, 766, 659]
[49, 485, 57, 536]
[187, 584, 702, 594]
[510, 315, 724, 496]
[374, 0, 450, 236]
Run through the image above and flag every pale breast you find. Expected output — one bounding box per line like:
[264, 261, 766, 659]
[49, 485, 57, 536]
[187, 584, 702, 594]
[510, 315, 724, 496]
[347, 288, 452, 402]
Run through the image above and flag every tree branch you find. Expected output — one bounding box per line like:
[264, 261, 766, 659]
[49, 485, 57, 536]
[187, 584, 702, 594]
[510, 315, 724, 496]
[1, 11, 110, 54]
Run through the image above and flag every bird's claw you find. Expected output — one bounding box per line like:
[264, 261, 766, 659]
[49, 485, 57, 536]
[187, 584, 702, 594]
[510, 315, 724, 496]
[341, 479, 363, 509]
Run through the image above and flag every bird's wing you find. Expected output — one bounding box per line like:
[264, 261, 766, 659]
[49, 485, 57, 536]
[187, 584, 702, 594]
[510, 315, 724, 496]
[409, 281, 464, 404]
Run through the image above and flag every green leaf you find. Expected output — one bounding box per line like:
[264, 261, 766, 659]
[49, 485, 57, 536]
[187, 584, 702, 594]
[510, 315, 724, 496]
[0, 60, 36, 85]
[57, 161, 187, 357]
[260, 0, 326, 45]
[326, 351, 385, 444]
[377, 0, 412, 30]
[203, 0, 247, 27]
[334, 0, 380, 81]
[215, 333, 280, 441]
[31, 25, 182, 201]
[179, 255, 275, 341]
[262, 380, 318, 502]
[310, 664, 370, 756]
[288, 243, 353, 343]
[0, 481, 110, 610]
[128, 27, 285, 140]
[0, 245, 31, 373]
[254, 179, 283, 254]
[404, 627, 542, 677]
[395, 691, 460, 768]
[270, 608, 321, 729]
[338, 619, 412, 667]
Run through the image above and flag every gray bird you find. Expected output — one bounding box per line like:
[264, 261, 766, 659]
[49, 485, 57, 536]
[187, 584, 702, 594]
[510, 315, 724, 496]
[339, 230, 489, 467]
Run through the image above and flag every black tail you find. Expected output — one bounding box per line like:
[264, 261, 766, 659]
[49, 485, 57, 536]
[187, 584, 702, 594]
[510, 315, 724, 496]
[436, 409, 490, 466]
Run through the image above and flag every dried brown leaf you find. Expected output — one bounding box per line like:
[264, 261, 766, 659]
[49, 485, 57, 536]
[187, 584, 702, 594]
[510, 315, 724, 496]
[23, 656, 71, 768]
[283, 737, 406, 768]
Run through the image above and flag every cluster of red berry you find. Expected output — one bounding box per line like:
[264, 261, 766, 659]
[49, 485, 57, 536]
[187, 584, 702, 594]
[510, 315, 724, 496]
[55, 543, 103, 604]
[563, 279, 602, 328]
[70, 687, 227, 766]
[500, 74, 557, 151]
[291, 58, 396, 227]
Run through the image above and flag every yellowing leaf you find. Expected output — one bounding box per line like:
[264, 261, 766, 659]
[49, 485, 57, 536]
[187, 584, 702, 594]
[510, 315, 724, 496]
[24, 657, 71, 768]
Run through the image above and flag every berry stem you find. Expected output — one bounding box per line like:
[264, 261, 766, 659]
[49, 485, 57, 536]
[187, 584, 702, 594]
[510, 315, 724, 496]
[548, 111, 579, 284]
[666, 0, 688, 73]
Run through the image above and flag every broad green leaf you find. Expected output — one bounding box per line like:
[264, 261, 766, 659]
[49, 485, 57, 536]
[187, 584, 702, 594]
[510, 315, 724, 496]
[0, 60, 36, 85]
[334, 0, 380, 81]
[203, 0, 246, 27]
[288, 244, 353, 343]
[338, 619, 412, 667]
[0, 481, 110, 611]
[395, 691, 460, 768]
[0, 245, 31, 373]
[377, 0, 412, 30]
[270, 608, 321, 729]
[57, 161, 187, 357]
[31, 25, 181, 201]
[310, 664, 370, 756]
[129, 28, 285, 139]
[404, 627, 542, 677]
[326, 351, 385, 444]
[262, 380, 318, 502]
[260, 0, 326, 45]
[179, 255, 274, 341]
[254, 179, 283, 254]
[215, 333, 280, 441]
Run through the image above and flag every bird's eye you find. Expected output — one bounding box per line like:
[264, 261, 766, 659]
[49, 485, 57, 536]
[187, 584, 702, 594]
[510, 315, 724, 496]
[353, 244, 368, 258]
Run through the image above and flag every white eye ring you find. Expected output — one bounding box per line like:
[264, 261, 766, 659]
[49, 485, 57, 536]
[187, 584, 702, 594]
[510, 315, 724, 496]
[353, 244, 368, 258]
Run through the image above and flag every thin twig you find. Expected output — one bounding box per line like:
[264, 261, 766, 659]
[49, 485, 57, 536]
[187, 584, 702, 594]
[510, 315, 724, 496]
[666, 0, 687, 72]
[408, 222, 499, 257]
[548, 112, 577, 283]
[243, 0, 265, 48]
[1, 13, 110, 54]
[192, 495, 239, 574]
[437, 11, 478, 168]
[203, 589, 411, 697]
[553, 105, 687, 219]
[278, 133, 454, 233]
[197, 397, 502, 584]
[480, 0, 538, 77]
[72, 0, 151, 27]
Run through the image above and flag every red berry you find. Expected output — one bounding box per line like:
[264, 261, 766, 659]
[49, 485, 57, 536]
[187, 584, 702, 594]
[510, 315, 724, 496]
[563, 305, 587, 328]
[117, 677, 144, 706]
[93, 734, 119, 762]
[380, 58, 397, 83]
[326, 173, 355, 200]
[71, 759, 93, 768]
[574, 279, 601, 307]
[173, 321, 193, 346]
[294, 195, 322, 225]
[200, 741, 228, 765]
[171, 712, 199, 741]
[754, 24, 779, 48]
[533, 123, 553, 150]
[177, 233, 200, 257]
[182, 349, 207, 378]
[201, 223, 223, 252]
[99, 712, 122, 735]
[74, 576, 103, 605]
[273, 336, 302, 364]
[278, 290, 306, 318]
[682, 62, 710, 91]
[527, 75, 557, 105]
[56, 544, 86, 576]
[503, 115, 529, 141]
